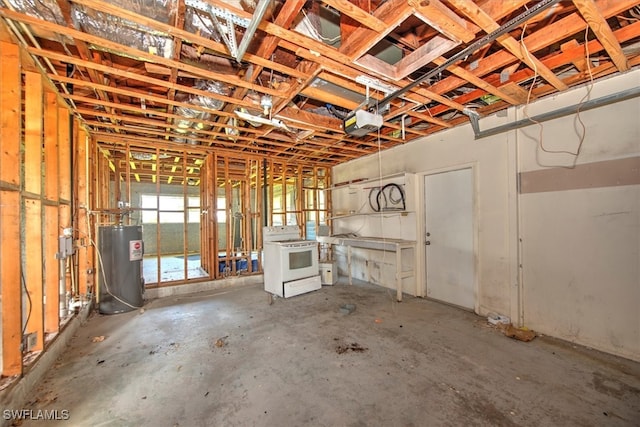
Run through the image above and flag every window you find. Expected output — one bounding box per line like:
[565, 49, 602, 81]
[141, 195, 200, 223]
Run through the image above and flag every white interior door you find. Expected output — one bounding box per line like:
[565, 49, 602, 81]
[424, 168, 475, 309]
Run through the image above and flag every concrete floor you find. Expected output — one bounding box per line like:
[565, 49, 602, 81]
[19, 280, 640, 426]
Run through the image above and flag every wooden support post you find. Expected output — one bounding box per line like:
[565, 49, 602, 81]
[0, 40, 22, 376]
[44, 90, 60, 333]
[58, 106, 71, 202]
[44, 91, 59, 200]
[76, 126, 88, 297]
[155, 148, 161, 284]
[1, 191, 22, 375]
[1, 42, 20, 187]
[58, 107, 72, 297]
[25, 198, 44, 352]
[44, 205, 59, 333]
[24, 72, 43, 195]
[23, 72, 44, 352]
[59, 202, 72, 296]
[86, 137, 95, 294]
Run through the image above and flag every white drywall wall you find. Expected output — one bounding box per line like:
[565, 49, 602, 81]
[333, 111, 518, 317]
[333, 68, 640, 361]
[516, 69, 640, 361]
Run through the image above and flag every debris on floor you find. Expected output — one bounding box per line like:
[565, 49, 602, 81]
[339, 304, 356, 315]
[487, 312, 510, 325]
[214, 336, 229, 348]
[498, 323, 537, 342]
[336, 342, 368, 354]
[91, 335, 105, 343]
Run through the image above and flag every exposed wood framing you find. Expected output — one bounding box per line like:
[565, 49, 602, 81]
[572, 0, 629, 72]
[447, 0, 568, 91]
[44, 204, 59, 333]
[25, 198, 44, 352]
[0, 0, 637, 165]
[0, 40, 21, 375]
[24, 72, 43, 195]
[75, 126, 89, 296]
[0, 191, 21, 375]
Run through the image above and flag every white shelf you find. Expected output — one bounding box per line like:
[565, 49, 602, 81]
[330, 211, 413, 220]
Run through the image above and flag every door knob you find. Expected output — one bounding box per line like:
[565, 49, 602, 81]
[425, 241, 431, 245]
[426, 232, 430, 237]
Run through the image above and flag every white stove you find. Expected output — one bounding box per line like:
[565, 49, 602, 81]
[263, 226, 321, 298]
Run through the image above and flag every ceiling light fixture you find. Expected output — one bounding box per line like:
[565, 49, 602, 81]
[235, 110, 292, 132]
[355, 75, 399, 94]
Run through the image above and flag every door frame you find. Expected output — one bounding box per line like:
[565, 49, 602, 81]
[416, 162, 479, 312]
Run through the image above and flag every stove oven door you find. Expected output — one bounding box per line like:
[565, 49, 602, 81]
[279, 241, 319, 283]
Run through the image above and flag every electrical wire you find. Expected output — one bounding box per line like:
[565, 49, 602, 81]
[21, 270, 32, 337]
[570, 25, 595, 168]
[519, 15, 591, 167]
[74, 217, 143, 310]
[92, 236, 143, 311]
[301, 10, 341, 44]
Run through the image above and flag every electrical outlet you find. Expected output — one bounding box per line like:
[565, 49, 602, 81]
[23, 332, 38, 352]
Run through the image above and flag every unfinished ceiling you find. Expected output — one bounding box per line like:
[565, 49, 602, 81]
[1, 0, 639, 166]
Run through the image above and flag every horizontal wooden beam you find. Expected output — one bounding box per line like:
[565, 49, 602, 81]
[572, 0, 629, 72]
[322, 0, 387, 32]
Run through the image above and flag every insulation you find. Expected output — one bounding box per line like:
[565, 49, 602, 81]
[103, 0, 177, 24]
[172, 80, 230, 144]
[5, 0, 65, 25]
[184, 7, 221, 43]
[190, 80, 228, 111]
[72, 6, 174, 58]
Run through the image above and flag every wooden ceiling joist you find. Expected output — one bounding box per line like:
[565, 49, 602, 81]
[0, 0, 637, 165]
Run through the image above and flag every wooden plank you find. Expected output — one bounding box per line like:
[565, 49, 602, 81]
[448, 0, 568, 91]
[44, 90, 59, 201]
[433, 0, 637, 99]
[432, 57, 523, 105]
[76, 125, 88, 296]
[561, 39, 589, 72]
[58, 106, 71, 201]
[323, 0, 387, 32]
[498, 81, 533, 104]
[339, 0, 414, 59]
[44, 204, 59, 333]
[86, 137, 96, 292]
[58, 203, 72, 296]
[24, 72, 43, 195]
[25, 198, 44, 352]
[0, 8, 284, 100]
[428, 0, 639, 115]
[572, 0, 629, 72]
[66, 0, 301, 78]
[409, 0, 476, 43]
[1, 190, 22, 376]
[520, 157, 640, 194]
[0, 42, 20, 187]
[395, 36, 459, 79]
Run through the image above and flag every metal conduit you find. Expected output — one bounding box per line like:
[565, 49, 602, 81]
[471, 86, 640, 139]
